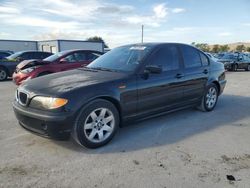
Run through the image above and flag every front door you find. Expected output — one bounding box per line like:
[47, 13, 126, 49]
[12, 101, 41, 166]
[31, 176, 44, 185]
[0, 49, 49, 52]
[136, 44, 185, 116]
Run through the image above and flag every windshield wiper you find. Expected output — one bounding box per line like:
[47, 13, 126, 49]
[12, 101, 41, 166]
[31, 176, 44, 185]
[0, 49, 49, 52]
[90, 67, 119, 72]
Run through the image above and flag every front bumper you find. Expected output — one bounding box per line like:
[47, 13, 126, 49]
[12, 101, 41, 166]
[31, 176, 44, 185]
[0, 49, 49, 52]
[13, 101, 74, 140]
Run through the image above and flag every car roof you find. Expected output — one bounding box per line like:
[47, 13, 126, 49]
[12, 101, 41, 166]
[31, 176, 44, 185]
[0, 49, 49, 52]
[120, 42, 196, 48]
[15, 51, 52, 54]
[60, 49, 103, 53]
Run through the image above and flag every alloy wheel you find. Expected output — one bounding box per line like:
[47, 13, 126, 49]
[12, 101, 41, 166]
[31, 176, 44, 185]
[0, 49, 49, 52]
[83, 108, 115, 143]
[205, 87, 217, 109]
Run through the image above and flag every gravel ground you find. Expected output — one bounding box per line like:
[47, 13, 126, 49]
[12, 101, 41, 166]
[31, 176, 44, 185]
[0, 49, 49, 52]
[0, 71, 250, 188]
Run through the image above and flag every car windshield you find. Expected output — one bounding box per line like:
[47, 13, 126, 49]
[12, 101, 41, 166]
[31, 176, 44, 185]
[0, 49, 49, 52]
[87, 45, 152, 72]
[6, 51, 23, 60]
[44, 51, 66, 62]
[221, 54, 237, 60]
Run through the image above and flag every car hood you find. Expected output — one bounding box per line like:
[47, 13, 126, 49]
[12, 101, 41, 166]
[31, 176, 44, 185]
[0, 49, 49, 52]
[17, 59, 50, 71]
[21, 68, 127, 95]
[218, 59, 234, 62]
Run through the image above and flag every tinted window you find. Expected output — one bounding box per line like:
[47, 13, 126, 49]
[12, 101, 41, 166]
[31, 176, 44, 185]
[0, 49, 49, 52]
[74, 52, 87, 61]
[181, 45, 202, 68]
[64, 54, 77, 63]
[200, 53, 209, 66]
[20, 52, 32, 60]
[0, 52, 10, 59]
[88, 52, 102, 61]
[32, 52, 43, 59]
[149, 45, 179, 71]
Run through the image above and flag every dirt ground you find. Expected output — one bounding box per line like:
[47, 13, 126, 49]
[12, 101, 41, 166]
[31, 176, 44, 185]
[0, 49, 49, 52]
[0, 71, 250, 188]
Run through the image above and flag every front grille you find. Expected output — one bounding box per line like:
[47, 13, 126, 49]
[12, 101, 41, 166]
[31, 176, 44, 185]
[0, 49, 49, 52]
[18, 91, 28, 106]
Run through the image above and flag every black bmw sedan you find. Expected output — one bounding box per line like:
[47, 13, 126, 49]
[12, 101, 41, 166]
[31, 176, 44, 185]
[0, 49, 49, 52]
[13, 43, 226, 148]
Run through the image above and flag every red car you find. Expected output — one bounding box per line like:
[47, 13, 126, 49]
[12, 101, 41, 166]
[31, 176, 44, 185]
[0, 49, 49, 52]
[13, 50, 103, 85]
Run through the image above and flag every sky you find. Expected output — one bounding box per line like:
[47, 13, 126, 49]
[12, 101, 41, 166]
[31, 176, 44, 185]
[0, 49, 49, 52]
[0, 0, 250, 48]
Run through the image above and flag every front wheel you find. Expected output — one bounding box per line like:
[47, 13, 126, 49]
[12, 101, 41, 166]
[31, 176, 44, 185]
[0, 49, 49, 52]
[198, 84, 218, 112]
[72, 99, 119, 148]
[245, 64, 250, 71]
[0, 67, 8, 81]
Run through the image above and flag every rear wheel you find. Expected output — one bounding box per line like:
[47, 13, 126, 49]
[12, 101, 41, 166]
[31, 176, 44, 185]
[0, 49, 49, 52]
[0, 67, 8, 81]
[231, 64, 238, 71]
[198, 84, 218, 112]
[72, 99, 119, 148]
[245, 64, 250, 71]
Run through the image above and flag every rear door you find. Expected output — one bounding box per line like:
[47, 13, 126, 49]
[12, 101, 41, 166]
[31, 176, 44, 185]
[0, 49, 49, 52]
[136, 44, 185, 115]
[179, 45, 209, 102]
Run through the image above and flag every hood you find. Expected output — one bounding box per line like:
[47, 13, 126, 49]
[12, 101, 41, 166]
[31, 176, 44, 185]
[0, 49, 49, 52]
[16, 59, 50, 71]
[21, 68, 127, 95]
[218, 59, 234, 63]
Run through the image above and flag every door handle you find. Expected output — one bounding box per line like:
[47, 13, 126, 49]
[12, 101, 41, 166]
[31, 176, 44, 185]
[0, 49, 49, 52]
[175, 73, 184, 79]
[203, 69, 208, 74]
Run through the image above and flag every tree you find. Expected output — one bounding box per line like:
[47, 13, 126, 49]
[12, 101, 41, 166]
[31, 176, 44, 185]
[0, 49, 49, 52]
[246, 47, 250, 52]
[211, 45, 220, 53]
[87, 36, 109, 48]
[235, 44, 246, 52]
[219, 45, 230, 52]
[191, 43, 210, 52]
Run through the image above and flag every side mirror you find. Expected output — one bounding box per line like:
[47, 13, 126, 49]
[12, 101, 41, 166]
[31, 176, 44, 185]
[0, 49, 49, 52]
[145, 65, 162, 74]
[59, 58, 67, 63]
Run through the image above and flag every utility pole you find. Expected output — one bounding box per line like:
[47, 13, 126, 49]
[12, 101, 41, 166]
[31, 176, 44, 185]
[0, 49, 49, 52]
[141, 25, 144, 43]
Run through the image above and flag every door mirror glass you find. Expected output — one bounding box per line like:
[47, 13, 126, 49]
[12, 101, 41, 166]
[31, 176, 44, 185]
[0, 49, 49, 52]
[145, 65, 162, 74]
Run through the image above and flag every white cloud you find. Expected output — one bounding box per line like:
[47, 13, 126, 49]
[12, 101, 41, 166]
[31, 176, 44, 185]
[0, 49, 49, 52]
[0, 5, 20, 14]
[172, 8, 185, 13]
[218, 32, 233, 37]
[153, 3, 168, 18]
[243, 23, 250, 26]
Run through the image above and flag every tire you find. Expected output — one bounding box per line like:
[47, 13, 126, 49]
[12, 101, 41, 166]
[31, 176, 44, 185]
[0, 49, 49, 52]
[198, 83, 218, 112]
[231, 64, 238, 72]
[72, 99, 119, 148]
[245, 64, 250, 71]
[0, 67, 8, 81]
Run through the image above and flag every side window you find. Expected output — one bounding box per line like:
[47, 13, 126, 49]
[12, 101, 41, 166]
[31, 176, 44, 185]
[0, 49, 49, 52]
[181, 46, 202, 68]
[33, 52, 43, 59]
[74, 52, 87, 61]
[64, 54, 77, 63]
[88, 52, 101, 61]
[150, 46, 179, 71]
[20, 52, 31, 60]
[200, 53, 209, 66]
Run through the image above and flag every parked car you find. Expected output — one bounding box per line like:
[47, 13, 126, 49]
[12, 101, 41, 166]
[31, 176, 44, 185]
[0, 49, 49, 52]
[0, 51, 53, 81]
[218, 53, 250, 71]
[0, 50, 13, 60]
[13, 43, 226, 148]
[13, 50, 103, 85]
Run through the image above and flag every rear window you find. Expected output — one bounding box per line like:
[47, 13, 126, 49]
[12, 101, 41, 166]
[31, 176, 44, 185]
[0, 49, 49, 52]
[200, 53, 209, 66]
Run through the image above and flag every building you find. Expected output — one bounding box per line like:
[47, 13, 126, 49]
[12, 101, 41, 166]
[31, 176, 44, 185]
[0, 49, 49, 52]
[0, 39, 104, 53]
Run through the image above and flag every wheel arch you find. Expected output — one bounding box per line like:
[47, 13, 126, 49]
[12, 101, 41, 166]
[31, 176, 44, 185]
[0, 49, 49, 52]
[76, 95, 122, 127]
[211, 80, 220, 94]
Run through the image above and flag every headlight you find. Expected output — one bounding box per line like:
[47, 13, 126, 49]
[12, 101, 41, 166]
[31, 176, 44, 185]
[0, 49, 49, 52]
[30, 96, 68, 110]
[21, 67, 35, 74]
